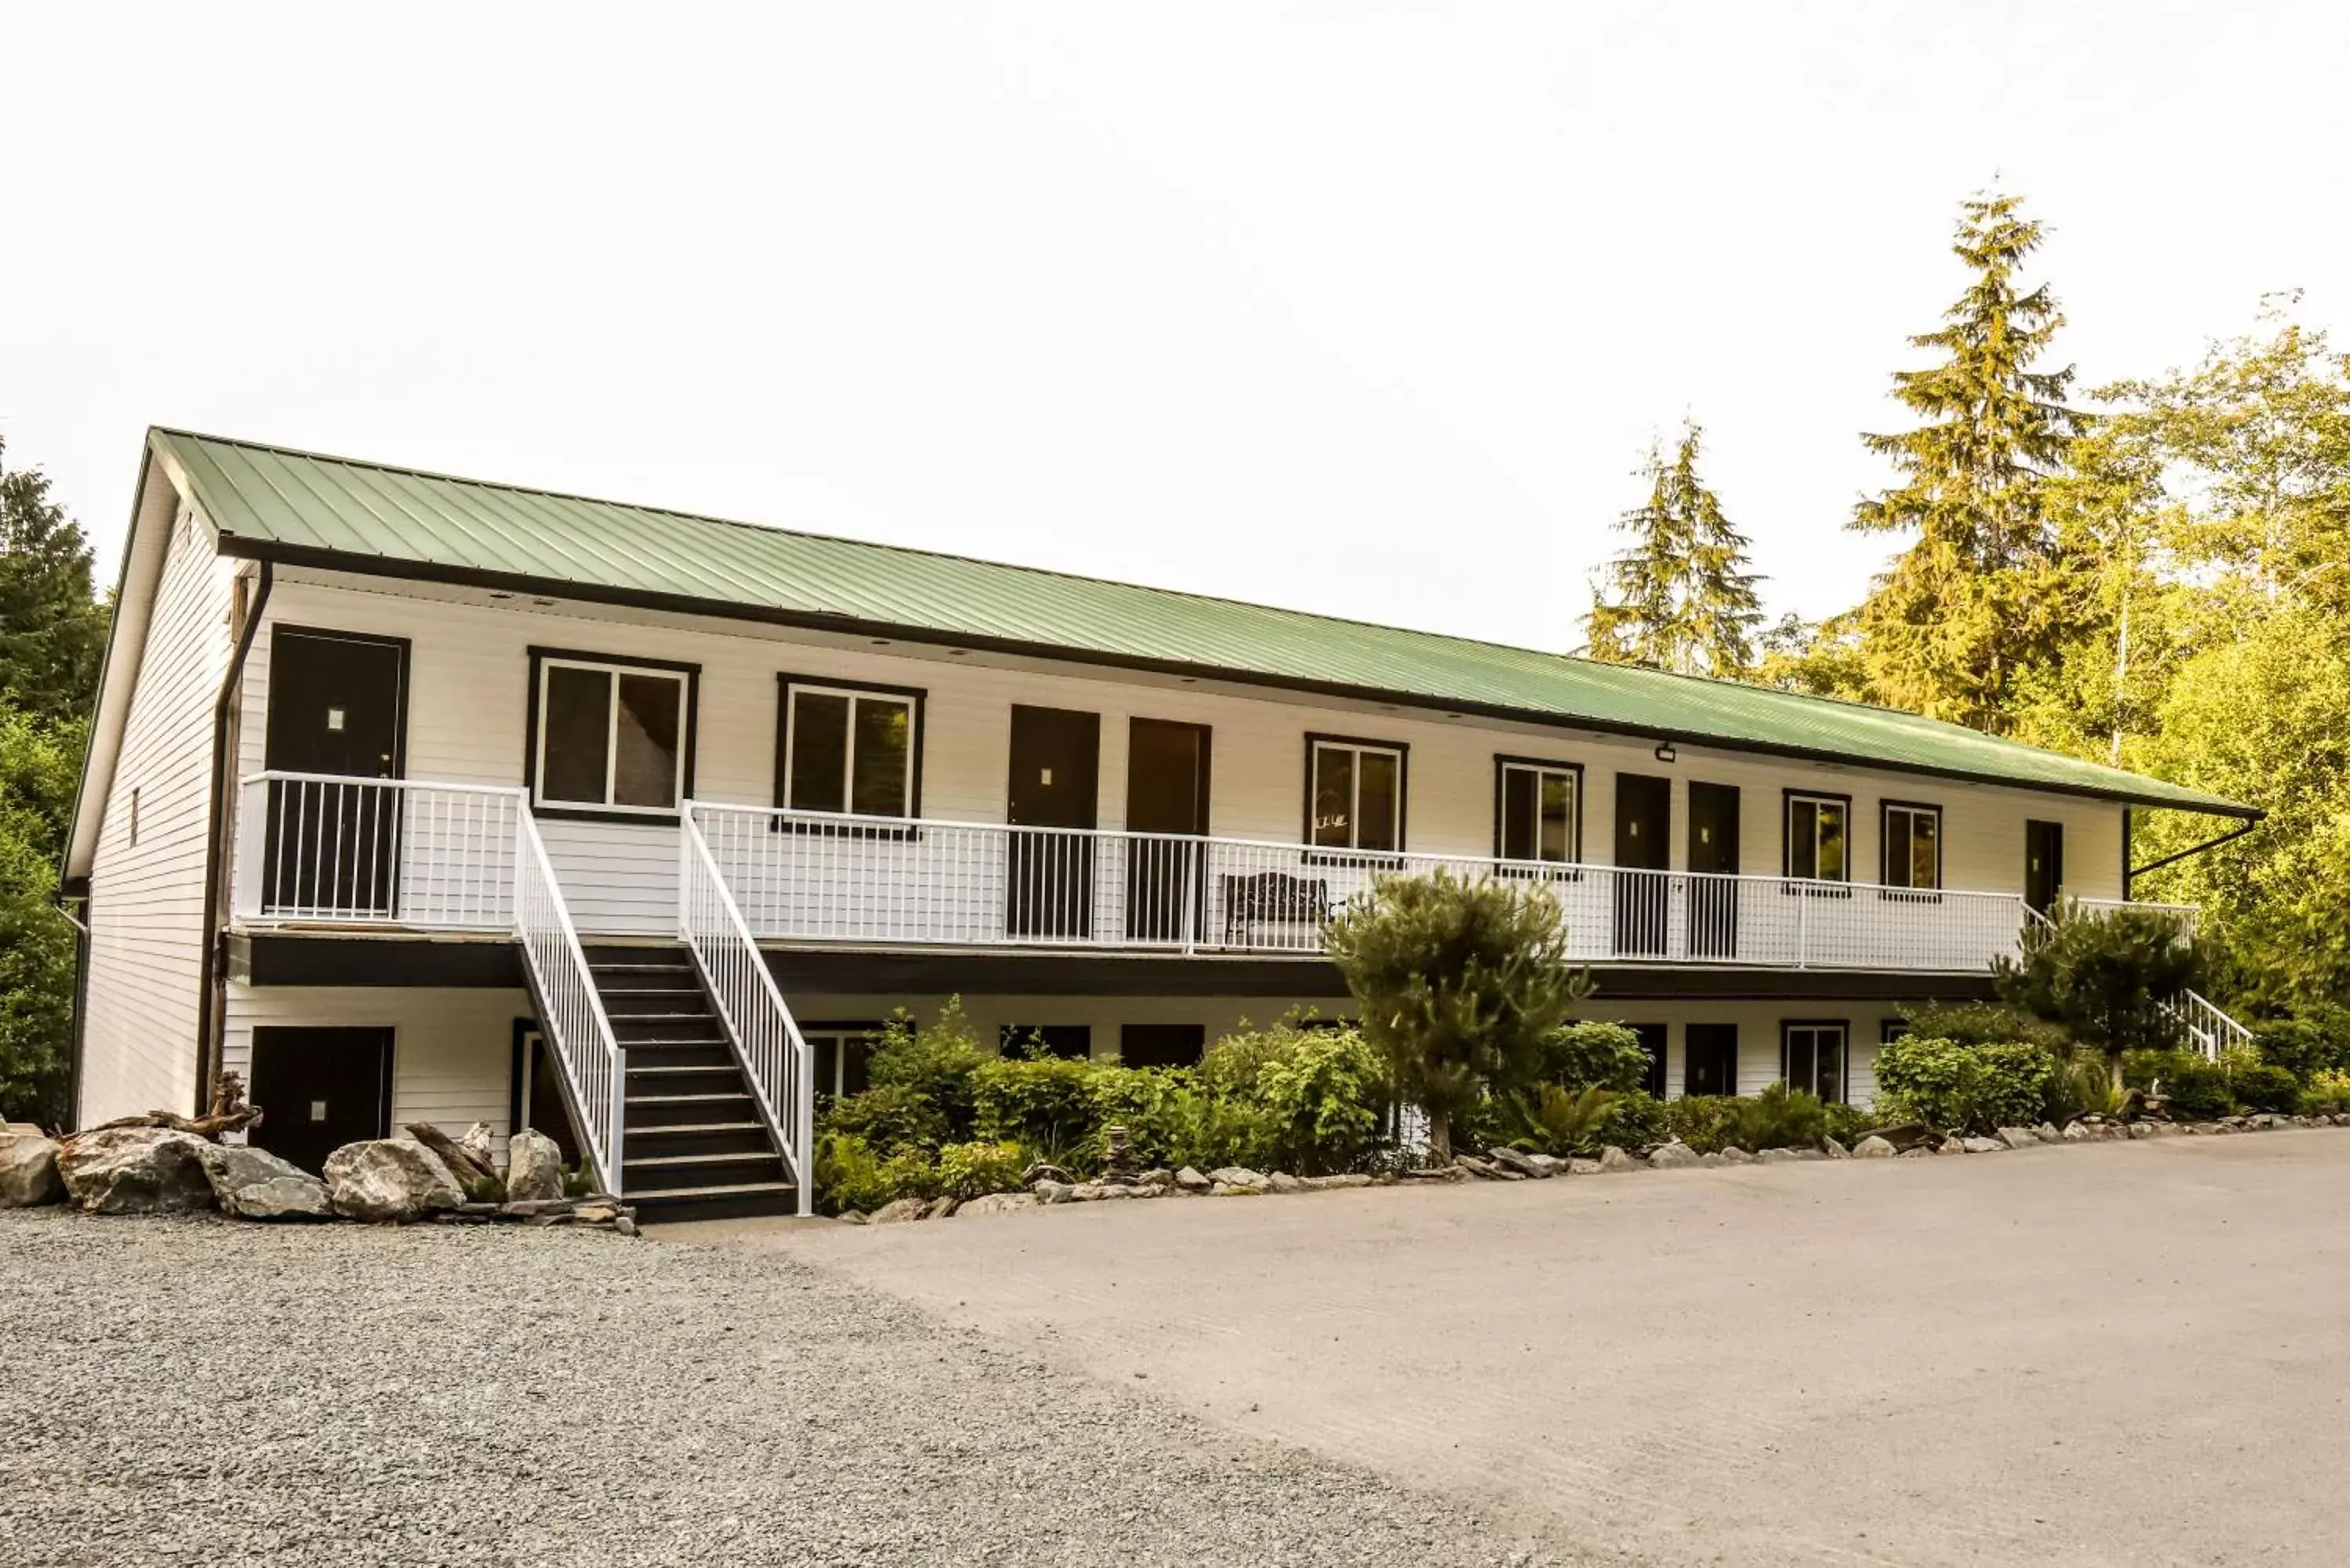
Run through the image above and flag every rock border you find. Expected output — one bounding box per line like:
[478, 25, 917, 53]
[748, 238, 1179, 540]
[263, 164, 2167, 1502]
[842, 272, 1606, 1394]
[827, 1113, 2350, 1223]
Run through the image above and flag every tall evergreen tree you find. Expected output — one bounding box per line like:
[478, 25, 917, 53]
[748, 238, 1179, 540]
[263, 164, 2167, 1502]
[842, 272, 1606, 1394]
[1585, 421, 1763, 677]
[1, 439, 111, 728]
[1849, 190, 2085, 730]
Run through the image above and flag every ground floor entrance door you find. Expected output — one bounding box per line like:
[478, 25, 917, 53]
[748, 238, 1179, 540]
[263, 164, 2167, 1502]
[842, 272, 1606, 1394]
[1614, 773, 1672, 956]
[1124, 717, 1210, 942]
[2026, 820, 2065, 916]
[1006, 705, 1101, 940]
[248, 1026, 392, 1175]
[262, 627, 409, 917]
[1686, 782, 1741, 959]
[1629, 1021, 1668, 1098]
[1684, 1023, 1738, 1097]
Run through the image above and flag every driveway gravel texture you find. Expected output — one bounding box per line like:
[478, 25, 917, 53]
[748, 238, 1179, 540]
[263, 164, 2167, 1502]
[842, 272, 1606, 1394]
[0, 1210, 1551, 1568]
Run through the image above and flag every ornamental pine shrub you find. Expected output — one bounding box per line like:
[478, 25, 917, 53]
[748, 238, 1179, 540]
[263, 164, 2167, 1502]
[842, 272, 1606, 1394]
[2227, 1060, 2301, 1113]
[1872, 1035, 2055, 1135]
[1325, 869, 1591, 1162]
[1993, 904, 2203, 1078]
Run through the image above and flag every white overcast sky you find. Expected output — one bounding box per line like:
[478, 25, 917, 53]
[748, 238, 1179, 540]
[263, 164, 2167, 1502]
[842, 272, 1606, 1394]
[3, 2, 2342, 649]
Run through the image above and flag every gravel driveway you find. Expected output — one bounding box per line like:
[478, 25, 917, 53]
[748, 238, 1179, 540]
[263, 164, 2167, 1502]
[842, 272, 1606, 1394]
[0, 1210, 1548, 1568]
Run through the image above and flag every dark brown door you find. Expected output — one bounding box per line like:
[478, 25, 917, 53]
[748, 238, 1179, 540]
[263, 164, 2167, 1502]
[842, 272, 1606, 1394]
[1006, 705, 1101, 939]
[1124, 718, 1210, 942]
[1684, 1023, 1738, 1097]
[248, 1026, 392, 1175]
[2026, 820, 2065, 916]
[1687, 782, 1741, 959]
[510, 1023, 583, 1168]
[262, 628, 408, 916]
[1614, 773, 1671, 956]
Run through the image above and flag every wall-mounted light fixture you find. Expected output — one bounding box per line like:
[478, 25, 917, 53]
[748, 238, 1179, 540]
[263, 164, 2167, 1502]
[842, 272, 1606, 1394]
[1654, 741, 1677, 764]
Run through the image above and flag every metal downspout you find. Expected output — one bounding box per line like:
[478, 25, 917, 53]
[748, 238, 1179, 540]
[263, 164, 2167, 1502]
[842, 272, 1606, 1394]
[191, 562, 273, 1115]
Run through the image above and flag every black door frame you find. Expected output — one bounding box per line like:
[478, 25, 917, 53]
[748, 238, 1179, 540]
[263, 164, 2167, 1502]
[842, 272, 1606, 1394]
[260, 625, 413, 916]
[1613, 772, 1672, 956]
[1686, 781, 1741, 960]
[1684, 1022, 1739, 1097]
[1005, 704, 1101, 940]
[1124, 717, 1212, 943]
[248, 1024, 394, 1173]
[2026, 819, 2066, 916]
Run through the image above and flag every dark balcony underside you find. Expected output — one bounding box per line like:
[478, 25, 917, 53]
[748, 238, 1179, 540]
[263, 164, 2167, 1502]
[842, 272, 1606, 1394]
[227, 933, 1999, 1003]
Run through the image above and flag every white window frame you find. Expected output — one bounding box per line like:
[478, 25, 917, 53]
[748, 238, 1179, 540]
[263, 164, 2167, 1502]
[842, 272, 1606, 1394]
[1498, 760, 1581, 865]
[781, 681, 919, 819]
[1782, 1021, 1849, 1103]
[1882, 801, 1943, 891]
[532, 656, 690, 815]
[1308, 738, 1406, 853]
[1784, 791, 1850, 883]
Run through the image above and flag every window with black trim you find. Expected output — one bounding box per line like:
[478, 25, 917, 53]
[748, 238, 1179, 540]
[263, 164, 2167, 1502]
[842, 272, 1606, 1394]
[1120, 1023, 1206, 1069]
[1881, 801, 1941, 891]
[779, 677, 920, 818]
[1782, 1021, 1848, 1104]
[1784, 791, 1850, 882]
[529, 651, 694, 815]
[1496, 758, 1582, 865]
[1307, 736, 1405, 853]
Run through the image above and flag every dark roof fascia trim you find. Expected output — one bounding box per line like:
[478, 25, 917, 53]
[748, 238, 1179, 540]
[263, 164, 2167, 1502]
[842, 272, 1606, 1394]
[215, 535, 2265, 822]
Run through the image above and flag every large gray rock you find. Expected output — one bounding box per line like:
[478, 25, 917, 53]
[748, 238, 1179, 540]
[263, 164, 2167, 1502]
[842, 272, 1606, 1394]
[57, 1127, 215, 1215]
[957, 1191, 1037, 1217]
[1299, 1172, 1374, 1190]
[198, 1144, 331, 1220]
[1267, 1172, 1306, 1194]
[1647, 1142, 1701, 1169]
[1852, 1135, 1896, 1159]
[1173, 1165, 1212, 1192]
[867, 1197, 929, 1223]
[1997, 1127, 2040, 1151]
[1824, 1137, 1851, 1161]
[1717, 1146, 1759, 1166]
[1207, 1166, 1271, 1192]
[322, 1139, 465, 1223]
[1759, 1147, 1825, 1164]
[1961, 1136, 2007, 1155]
[505, 1129, 566, 1202]
[0, 1133, 64, 1207]
[1596, 1145, 1637, 1172]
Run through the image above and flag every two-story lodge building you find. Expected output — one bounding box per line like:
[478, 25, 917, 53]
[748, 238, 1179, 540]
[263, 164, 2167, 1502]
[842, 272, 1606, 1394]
[60, 431, 2260, 1218]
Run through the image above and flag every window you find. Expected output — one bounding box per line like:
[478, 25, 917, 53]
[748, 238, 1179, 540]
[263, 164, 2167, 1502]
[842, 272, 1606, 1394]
[1784, 791, 1850, 882]
[1307, 735, 1405, 853]
[804, 1021, 886, 1104]
[1001, 1024, 1093, 1061]
[1120, 1023, 1206, 1069]
[529, 650, 695, 815]
[1782, 1021, 1848, 1104]
[1882, 801, 1942, 891]
[1495, 757, 1582, 865]
[778, 677, 920, 818]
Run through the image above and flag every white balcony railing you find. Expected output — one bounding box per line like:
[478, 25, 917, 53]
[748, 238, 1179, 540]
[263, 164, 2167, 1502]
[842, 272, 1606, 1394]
[233, 771, 520, 928]
[687, 802, 2038, 973]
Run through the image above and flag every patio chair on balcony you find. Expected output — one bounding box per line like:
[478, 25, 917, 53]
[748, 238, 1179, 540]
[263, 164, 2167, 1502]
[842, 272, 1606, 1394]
[1220, 870, 1332, 947]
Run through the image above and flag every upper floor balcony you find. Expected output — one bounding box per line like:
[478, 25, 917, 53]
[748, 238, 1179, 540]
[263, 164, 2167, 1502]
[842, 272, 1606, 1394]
[228, 771, 2193, 975]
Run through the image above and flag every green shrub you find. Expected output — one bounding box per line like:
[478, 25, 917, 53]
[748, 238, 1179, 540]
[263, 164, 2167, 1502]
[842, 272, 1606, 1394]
[1244, 1026, 1388, 1174]
[1325, 869, 1590, 1161]
[1661, 1095, 1744, 1154]
[1729, 1083, 1829, 1151]
[814, 1132, 938, 1215]
[1125, 1075, 1279, 1172]
[2122, 1049, 2233, 1120]
[1872, 1035, 2056, 1135]
[2253, 1007, 2350, 1083]
[2229, 1061, 2301, 1113]
[971, 1054, 1104, 1154]
[936, 1140, 1027, 1199]
[1823, 1100, 1870, 1147]
[2043, 1053, 2122, 1122]
[2302, 1068, 2350, 1116]
[1535, 1021, 1652, 1093]
[1898, 1003, 2070, 1054]
[1994, 904, 2204, 1071]
[817, 1082, 948, 1157]
[1609, 1088, 1665, 1150]
[865, 999, 989, 1140]
[1501, 1084, 1618, 1158]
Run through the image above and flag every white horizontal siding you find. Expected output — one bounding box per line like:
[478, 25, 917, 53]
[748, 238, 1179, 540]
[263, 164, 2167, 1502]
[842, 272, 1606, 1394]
[240, 576, 2129, 941]
[80, 505, 240, 1125]
[222, 984, 530, 1156]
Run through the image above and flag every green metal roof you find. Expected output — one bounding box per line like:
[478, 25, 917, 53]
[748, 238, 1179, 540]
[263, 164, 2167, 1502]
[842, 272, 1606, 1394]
[150, 428, 2253, 817]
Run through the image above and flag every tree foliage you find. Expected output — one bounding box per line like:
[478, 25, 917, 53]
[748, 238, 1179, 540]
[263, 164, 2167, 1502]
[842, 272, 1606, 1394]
[1585, 421, 1763, 678]
[1323, 869, 1589, 1162]
[1992, 904, 2204, 1067]
[1, 441, 110, 728]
